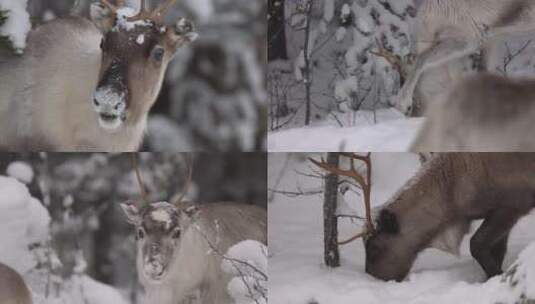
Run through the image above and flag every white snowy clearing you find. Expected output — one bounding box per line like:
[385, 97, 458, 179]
[0, 167, 128, 304]
[0, 0, 31, 52]
[268, 153, 535, 304]
[268, 109, 424, 152]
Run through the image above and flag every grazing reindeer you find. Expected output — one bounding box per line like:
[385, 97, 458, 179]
[0, 0, 197, 151]
[394, 0, 535, 116]
[364, 153, 535, 281]
[0, 262, 32, 304]
[121, 159, 267, 304]
[411, 73, 535, 152]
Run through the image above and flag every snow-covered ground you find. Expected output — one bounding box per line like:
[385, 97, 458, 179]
[268, 109, 424, 152]
[268, 153, 535, 304]
[0, 165, 128, 304]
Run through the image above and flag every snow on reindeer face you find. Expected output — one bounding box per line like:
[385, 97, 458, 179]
[121, 201, 189, 282]
[90, 5, 198, 131]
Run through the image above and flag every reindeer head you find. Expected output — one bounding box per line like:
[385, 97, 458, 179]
[89, 0, 198, 130]
[310, 153, 416, 282]
[364, 208, 416, 282]
[121, 155, 194, 282]
[120, 200, 199, 282]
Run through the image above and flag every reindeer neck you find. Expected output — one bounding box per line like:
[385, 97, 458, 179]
[386, 155, 457, 247]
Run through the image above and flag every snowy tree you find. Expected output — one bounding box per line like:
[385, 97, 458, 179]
[268, 0, 416, 129]
[333, 0, 416, 117]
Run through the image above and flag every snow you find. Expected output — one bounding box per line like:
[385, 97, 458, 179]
[136, 34, 145, 45]
[150, 208, 172, 228]
[323, 0, 335, 22]
[268, 153, 535, 304]
[269, 109, 424, 152]
[222, 240, 267, 278]
[0, 176, 129, 304]
[7, 161, 34, 184]
[0, 0, 31, 53]
[0, 176, 48, 274]
[114, 7, 151, 31]
[222, 240, 267, 304]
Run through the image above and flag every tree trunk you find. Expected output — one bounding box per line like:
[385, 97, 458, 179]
[303, 1, 312, 126]
[268, 0, 287, 61]
[323, 152, 340, 268]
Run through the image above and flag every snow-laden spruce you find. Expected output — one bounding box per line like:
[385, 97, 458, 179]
[0, 0, 30, 53]
[333, 0, 415, 111]
[6, 161, 34, 184]
[0, 174, 128, 304]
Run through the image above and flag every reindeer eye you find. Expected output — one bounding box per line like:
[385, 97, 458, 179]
[137, 228, 145, 240]
[151, 46, 165, 62]
[172, 229, 181, 239]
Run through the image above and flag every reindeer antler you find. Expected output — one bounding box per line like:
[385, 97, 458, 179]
[309, 153, 375, 245]
[100, 0, 118, 12]
[127, 0, 178, 23]
[173, 154, 193, 207]
[99, 0, 126, 13]
[151, 0, 178, 22]
[131, 153, 149, 204]
[126, 0, 152, 22]
[370, 38, 409, 84]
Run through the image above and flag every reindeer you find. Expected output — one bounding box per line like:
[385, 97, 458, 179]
[0, 0, 197, 151]
[393, 0, 535, 116]
[120, 158, 267, 304]
[0, 262, 33, 304]
[312, 153, 535, 282]
[410, 73, 535, 152]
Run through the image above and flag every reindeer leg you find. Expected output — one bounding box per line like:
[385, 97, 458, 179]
[396, 37, 479, 116]
[470, 209, 521, 278]
[490, 232, 510, 270]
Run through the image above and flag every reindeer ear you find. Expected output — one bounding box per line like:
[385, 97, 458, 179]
[378, 209, 399, 234]
[178, 205, 200, 228]
[182, 205, 200, 218]
[165, 18, 198, 52]
[120, 202, 142, 225]
[90, 3, 115, 33]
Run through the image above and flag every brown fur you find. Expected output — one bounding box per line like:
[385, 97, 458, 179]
[411, 74, 535, 151]
[0, 9, 194, 151]
[365, 153, 535, 281]
[0, 263, 32, 304]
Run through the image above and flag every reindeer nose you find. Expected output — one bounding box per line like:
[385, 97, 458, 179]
[150, 244, 160, 255]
